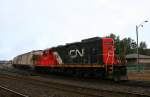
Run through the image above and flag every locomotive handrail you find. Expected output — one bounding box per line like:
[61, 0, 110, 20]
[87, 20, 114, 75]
[105, 51, 114, 64]
[105, 50, 114, 75]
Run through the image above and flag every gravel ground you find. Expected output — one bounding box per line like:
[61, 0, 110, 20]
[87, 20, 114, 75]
[128, 71, 150, 81]
[0, 73, 150, 97]
[0, 64, 150, 97]
[0, 75, 93, 97]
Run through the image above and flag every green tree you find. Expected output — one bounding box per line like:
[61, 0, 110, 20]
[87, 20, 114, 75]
[139, 41, 147, 55]
[139, 41, 147, 49]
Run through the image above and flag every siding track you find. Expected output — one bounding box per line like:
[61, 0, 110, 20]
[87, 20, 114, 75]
[0, 85, 29, 97]
[0, 73, 150, 97]
[0, 65, 150, 97]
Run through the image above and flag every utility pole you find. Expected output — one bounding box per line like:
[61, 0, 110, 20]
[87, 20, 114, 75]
[136, 25, 139, 64]
[136, 20, 148, 71]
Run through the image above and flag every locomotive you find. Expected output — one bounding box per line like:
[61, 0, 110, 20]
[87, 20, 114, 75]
[12, 37, 127, 81]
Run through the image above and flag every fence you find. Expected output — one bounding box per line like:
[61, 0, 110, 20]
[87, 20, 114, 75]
[127, 64, 150, 72]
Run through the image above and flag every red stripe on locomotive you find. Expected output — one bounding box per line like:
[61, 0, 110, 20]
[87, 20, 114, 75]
[36, 49, 58, 66]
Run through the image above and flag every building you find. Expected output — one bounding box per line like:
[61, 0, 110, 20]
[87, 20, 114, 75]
[0, 60, 11, 64]
[126, 54, 150, 65]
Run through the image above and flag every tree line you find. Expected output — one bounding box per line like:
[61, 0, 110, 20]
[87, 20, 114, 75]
[106, 33, 150, 64]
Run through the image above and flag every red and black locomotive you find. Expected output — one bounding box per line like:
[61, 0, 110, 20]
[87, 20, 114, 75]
[13, 37, 127, 81]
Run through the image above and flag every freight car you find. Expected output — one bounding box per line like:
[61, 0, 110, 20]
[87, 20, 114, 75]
[12, 50, 42, 69]
[34, 37, 127, 81]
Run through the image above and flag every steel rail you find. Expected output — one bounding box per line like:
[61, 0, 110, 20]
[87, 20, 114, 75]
[0, 73, 150, 97]
[0, 67, 150, 89]
[0, 85, 29, 97]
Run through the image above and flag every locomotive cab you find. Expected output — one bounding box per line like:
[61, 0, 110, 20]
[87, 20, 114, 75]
[102, 38, 127, 81]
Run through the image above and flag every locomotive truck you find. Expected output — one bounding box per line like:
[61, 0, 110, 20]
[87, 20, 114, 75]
[12, 37, 127, 81]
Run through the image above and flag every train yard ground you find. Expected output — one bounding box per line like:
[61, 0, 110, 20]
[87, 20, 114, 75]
[0, 64, 149, 96]
[128, 71, 150, 81]
[0, 72, 150, 97]
[0, 64, 150, 97]
[0, 85, 29, 97]
[127, 64, 150, 81]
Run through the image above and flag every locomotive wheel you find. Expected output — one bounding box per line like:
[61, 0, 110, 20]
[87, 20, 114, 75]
[113, 76, 120, 82]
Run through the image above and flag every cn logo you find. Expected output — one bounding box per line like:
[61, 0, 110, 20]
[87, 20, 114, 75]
[69, 49, 85, 58]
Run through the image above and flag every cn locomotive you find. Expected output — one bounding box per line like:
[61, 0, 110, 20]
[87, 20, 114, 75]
[12, 37, 127, 81]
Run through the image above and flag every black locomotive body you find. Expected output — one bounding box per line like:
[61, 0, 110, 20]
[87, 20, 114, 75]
[52, 37, 103, 65]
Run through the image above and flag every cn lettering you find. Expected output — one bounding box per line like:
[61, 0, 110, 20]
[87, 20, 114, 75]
[69, 49, 84, 58]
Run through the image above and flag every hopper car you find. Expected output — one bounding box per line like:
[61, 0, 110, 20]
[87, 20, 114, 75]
[12, 50, 43, 69]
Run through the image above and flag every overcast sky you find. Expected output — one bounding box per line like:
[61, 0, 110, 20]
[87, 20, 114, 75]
[0, 0, 150, 60]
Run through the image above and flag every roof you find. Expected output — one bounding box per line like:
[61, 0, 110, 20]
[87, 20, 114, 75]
[126, 54, 150, 59]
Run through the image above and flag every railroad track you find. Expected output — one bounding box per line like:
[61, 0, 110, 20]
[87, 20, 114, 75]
[120, 80, 150, 88]
[0, 66, 150, 97]
[1, 65, 150, 88]
[0, 85, 29, 97]
[0, 67, 32, 76]
[0, 73, 150, 97]
[1, 67, 150, 88]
